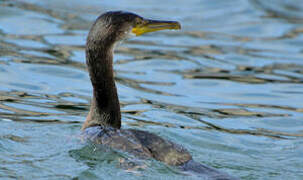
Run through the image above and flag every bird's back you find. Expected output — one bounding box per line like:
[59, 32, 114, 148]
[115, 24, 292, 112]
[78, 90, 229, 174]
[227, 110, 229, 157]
[81, 126, 192, 165]
[81, 126, 238, 179]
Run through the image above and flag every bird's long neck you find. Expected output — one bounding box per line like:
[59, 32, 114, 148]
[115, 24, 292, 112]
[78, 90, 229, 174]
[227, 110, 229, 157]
[82, 39, 121, 130]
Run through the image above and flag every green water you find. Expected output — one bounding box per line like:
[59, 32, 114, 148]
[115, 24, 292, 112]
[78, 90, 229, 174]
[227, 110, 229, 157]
[0, 0, 303, 179]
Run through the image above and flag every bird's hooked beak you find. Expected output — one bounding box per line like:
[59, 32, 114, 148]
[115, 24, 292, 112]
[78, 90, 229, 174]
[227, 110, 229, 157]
[132, 19, 181, 36]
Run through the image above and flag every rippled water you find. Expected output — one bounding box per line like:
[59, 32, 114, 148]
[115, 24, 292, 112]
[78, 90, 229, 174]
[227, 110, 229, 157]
[0, 0, 303, 179]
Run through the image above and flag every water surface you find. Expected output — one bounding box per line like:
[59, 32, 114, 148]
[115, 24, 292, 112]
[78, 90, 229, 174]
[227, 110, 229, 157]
[0, 0, 303, 179]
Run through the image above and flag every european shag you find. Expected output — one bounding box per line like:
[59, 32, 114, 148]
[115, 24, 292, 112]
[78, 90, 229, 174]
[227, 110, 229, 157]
[81, 11, 237, 179]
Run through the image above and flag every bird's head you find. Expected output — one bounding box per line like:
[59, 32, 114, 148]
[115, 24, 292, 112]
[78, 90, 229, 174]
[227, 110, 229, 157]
[87, 11, 181, 45]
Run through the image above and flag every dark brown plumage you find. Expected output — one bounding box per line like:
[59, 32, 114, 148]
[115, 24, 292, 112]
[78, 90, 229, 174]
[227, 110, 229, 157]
[81, 11, 237, 179]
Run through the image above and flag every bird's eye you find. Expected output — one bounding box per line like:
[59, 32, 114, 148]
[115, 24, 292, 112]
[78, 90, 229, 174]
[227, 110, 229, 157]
[135, 17, 143, 26]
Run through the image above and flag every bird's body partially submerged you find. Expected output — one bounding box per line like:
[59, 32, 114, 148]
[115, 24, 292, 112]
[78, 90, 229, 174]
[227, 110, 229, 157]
[82, 126, 191, 166]
[81, 11, 237, 179]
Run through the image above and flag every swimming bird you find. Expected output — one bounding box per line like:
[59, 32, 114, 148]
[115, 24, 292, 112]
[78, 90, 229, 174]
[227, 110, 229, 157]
[81, 11, 237, 179]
